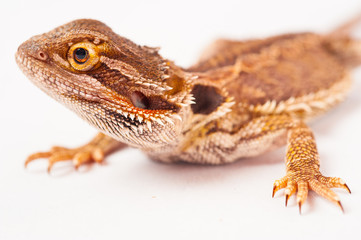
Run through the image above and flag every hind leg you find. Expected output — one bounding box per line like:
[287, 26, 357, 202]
[325, 37, 361, 68]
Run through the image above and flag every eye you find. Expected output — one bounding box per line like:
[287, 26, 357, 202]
[74, 48, 89, 64]
[130, 91, 150, 109]
[68, 42, 100, 71]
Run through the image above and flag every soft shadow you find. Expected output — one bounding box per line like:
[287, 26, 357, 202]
[121, 148, 285, 187]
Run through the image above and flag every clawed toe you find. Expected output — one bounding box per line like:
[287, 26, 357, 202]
[25, 152, 52, 167]
[316, 175, 351, 193]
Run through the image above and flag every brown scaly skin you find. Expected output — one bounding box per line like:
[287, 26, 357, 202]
[16, 17, 361, 213]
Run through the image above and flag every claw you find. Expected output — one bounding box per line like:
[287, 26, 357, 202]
[47, 162, 54, 174]
[25, 152, 51, 168]
[272, 185, 276, 198]
[298, 202, 302, 214]
[344, 184, 351, 194]
[272, 176, 288, 198]
[285, 194, 290, 207]
[337, 201, 344, 213]
[74, 164, 79, 171]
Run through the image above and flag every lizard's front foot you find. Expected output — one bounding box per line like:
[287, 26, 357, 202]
[25, 145, 104, 173]
[272, 171, 351, 213]
[271, 122, 352, 213]
[25, 133, 125, 173]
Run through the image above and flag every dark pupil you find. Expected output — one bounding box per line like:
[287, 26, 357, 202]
[130, 91, 150, 109]
[74, 48, 88, 63]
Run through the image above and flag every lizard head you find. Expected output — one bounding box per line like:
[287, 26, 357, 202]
[16, 19, 195, 148]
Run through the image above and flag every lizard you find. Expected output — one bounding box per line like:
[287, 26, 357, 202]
[15, 15, 361, 213]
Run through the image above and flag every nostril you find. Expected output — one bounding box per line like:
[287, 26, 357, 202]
[37, 50, 48, 61]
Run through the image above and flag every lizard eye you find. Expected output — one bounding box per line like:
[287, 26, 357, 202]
[74, 48, 89, 64]
[68, 42, 100, 71]
[130, 91, 150, 109]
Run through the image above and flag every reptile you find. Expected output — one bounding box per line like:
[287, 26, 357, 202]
[15, 16, 361, 213]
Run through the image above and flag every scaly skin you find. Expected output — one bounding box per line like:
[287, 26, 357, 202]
[16, 18, 361, 212]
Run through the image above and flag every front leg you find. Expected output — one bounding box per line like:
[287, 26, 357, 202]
[25, 132, 126, 172]
[177, 115, 350, 211]
[272, 122, 351, 212]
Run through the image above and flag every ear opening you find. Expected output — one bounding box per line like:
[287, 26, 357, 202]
[191, 84, 225, 114]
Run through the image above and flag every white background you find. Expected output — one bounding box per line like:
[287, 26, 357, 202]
[1, 0, 361, 239]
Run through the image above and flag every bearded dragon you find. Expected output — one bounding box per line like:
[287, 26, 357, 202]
[16, 16, 361, 213]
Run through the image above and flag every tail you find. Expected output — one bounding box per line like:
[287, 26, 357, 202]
[329, 13, 361, 37]
[326, 12, 361, 68]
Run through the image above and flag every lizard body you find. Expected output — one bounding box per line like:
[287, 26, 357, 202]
[16, 17, 361, 212]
